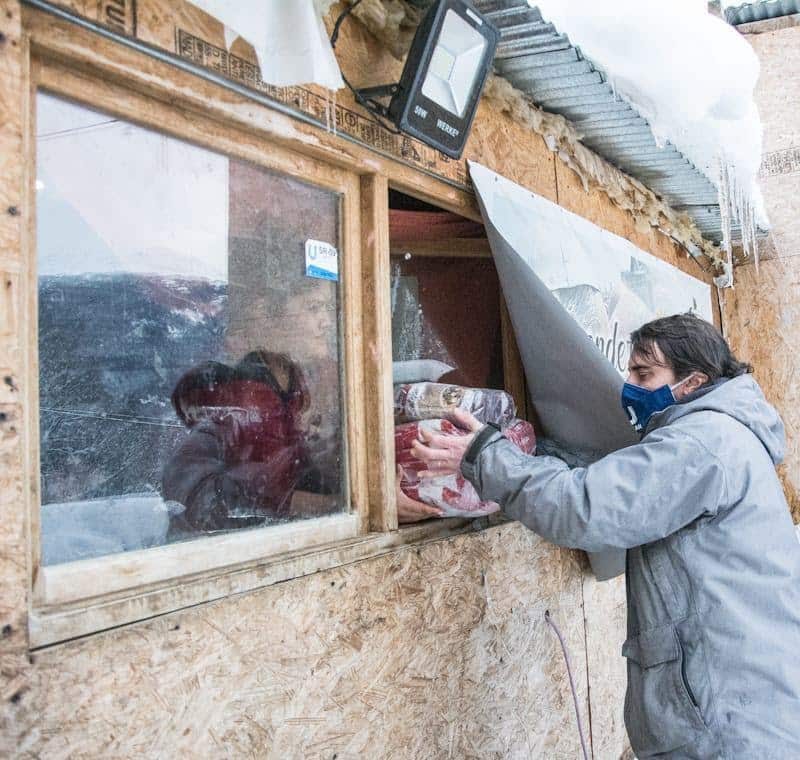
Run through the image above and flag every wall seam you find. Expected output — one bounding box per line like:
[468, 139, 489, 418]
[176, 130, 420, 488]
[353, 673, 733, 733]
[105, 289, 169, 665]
[554, 155, 560, 206]
[580, 577, 595, 759]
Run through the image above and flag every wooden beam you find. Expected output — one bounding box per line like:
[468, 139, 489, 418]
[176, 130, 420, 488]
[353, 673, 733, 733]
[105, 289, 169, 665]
[361, 174, 398, 532]
[500, 297, 528, 422]
[389, 238, 492, 259]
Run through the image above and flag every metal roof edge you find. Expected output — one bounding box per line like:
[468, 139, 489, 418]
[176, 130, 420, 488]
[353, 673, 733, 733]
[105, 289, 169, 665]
[474, 0, 762, 248]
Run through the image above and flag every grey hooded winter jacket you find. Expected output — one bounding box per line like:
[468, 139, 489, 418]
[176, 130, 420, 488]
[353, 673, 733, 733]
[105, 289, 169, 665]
[461, 374, 800, 759]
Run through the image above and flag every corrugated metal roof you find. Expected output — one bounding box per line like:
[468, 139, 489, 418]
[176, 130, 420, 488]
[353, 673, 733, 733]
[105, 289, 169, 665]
[725, 0, 800, 25]
[474, 0, 742, 245]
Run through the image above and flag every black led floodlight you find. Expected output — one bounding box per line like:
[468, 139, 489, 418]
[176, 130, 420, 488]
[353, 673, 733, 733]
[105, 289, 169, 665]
[352, 0, 498, 159]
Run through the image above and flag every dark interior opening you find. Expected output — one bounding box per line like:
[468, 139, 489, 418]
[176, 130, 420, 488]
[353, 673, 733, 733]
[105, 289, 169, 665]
[388, 189, 504, 391]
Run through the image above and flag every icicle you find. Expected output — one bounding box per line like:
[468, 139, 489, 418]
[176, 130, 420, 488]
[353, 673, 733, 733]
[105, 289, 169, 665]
[745, 194, 760, 275]
[651, 127, 667, 151]
[714, 156, 734, 289]
[739, 189, 759, 275]
[323, 88, 338, 134]
[324, 89, 331, 133]
[713, 147, 764, 281]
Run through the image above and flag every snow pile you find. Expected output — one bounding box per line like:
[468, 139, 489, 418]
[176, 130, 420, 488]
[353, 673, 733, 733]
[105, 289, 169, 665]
[532, 0, 768, 267]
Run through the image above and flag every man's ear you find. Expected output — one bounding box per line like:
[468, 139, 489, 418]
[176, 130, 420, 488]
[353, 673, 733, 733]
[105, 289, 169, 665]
[679, 372, 709, 399]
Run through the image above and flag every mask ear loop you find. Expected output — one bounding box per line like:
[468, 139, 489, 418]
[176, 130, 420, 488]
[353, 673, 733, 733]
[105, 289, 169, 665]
[670, 372, 698, 397]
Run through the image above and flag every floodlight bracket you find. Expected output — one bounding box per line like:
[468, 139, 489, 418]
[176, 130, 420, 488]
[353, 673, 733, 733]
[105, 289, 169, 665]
[352, 83, 400, 118]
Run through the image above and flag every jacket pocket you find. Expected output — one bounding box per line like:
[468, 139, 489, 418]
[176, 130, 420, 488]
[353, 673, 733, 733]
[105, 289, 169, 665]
[622, 623, 707, 758]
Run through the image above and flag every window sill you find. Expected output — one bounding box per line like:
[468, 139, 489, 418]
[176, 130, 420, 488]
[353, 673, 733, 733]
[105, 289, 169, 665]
[29, 512, 509, 649]
[35, 512, 362, 608]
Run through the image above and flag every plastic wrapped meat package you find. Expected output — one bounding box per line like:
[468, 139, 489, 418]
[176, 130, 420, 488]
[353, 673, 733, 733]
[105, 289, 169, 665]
[396, 418, 535, 517]
[394, 382, 516, 426]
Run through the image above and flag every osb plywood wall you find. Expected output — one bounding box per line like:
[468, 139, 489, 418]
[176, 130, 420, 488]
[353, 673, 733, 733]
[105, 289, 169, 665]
[0, 1, 722, 757]
[8, 524, 593, 758]
[723, 25, 800, 522]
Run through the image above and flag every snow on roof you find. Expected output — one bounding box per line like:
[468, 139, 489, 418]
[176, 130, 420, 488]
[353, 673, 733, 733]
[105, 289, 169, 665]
[511, 0, 767, 261]
[481, 1, 724, 247]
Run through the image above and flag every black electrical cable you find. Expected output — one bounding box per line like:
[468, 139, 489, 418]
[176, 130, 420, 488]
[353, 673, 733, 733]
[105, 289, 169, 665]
[329, 0, 402, 135]
[545, 609, 591, 760]
[330, 0, 363, 47]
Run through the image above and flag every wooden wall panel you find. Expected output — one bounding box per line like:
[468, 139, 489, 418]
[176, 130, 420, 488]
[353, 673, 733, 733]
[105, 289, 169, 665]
[723, 26, 800, 522]
[467, 100, 558, 204]
[0, 0, 31, 719]
[582, 575, 629, 760]
[4, 523, 592, 759]
[748, 27, 800, 264]
[721, 259, 800, 523]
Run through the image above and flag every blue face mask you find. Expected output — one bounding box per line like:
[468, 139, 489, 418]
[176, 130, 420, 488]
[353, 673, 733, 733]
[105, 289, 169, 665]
[621, 374, 694, 434]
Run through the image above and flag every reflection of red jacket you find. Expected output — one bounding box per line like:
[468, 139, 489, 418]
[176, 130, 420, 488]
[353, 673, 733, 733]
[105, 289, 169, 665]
[163, 353, 310, 532]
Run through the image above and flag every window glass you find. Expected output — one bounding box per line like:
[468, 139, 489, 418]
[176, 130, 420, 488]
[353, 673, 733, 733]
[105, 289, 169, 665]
[36, 91, 346, 566]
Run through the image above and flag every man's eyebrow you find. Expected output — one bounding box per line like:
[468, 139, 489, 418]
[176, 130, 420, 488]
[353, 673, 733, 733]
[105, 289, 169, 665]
[628, 363, 651, 372]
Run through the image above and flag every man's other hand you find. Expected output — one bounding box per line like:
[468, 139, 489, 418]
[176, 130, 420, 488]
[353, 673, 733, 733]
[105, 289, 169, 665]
[395, 465, 444, 523]
[410, 409, 482, 479]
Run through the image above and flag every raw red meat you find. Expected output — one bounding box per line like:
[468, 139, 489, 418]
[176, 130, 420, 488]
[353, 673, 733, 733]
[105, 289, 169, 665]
[395, 418, 535, 517]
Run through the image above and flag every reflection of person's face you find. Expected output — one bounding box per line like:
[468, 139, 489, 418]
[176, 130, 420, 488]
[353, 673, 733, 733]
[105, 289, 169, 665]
[626, 344, 678, 391]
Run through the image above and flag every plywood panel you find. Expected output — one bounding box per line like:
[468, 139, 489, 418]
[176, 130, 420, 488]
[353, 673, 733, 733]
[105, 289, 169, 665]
[0, 0, 30, 689]
[720, 258, 800, 523]
[468, 99, 558, 204]
[724, 26, 800, 523]
[4, 522, 593, 759]
[750, 27, 800, 264]
[582, 575, 629, 760]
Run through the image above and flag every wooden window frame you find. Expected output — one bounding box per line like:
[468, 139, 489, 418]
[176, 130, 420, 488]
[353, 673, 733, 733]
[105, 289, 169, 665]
[21, 7, 520, 649]
[26, 53, 375, 644]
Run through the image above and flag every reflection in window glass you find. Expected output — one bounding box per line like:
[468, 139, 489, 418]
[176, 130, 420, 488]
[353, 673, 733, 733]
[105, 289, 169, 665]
[36, 92, 346, 565]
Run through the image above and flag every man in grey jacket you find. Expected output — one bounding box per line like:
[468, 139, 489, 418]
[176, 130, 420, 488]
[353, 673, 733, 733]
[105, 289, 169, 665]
[412, 314, 800, 759]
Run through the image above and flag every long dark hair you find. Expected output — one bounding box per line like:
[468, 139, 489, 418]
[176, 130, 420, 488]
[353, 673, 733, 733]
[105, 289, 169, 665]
[630, 313, 752, 383]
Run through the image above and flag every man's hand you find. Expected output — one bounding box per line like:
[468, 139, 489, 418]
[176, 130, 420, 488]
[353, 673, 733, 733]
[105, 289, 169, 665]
[395, 465, 444, 523]
[410, 409, 483, 479]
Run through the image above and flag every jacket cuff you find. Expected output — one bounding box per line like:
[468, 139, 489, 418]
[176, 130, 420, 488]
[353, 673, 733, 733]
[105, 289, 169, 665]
[460, 423, 504, 489]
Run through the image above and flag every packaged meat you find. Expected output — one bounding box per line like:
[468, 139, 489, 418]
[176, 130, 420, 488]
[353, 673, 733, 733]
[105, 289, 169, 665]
[394, 382, 516, 426]
[402, 471, 498, 517]
[395, 417, 535, 517]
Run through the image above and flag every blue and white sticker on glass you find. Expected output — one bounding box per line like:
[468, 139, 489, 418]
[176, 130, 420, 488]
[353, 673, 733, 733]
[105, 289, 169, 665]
[305, 239, 339, 282]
